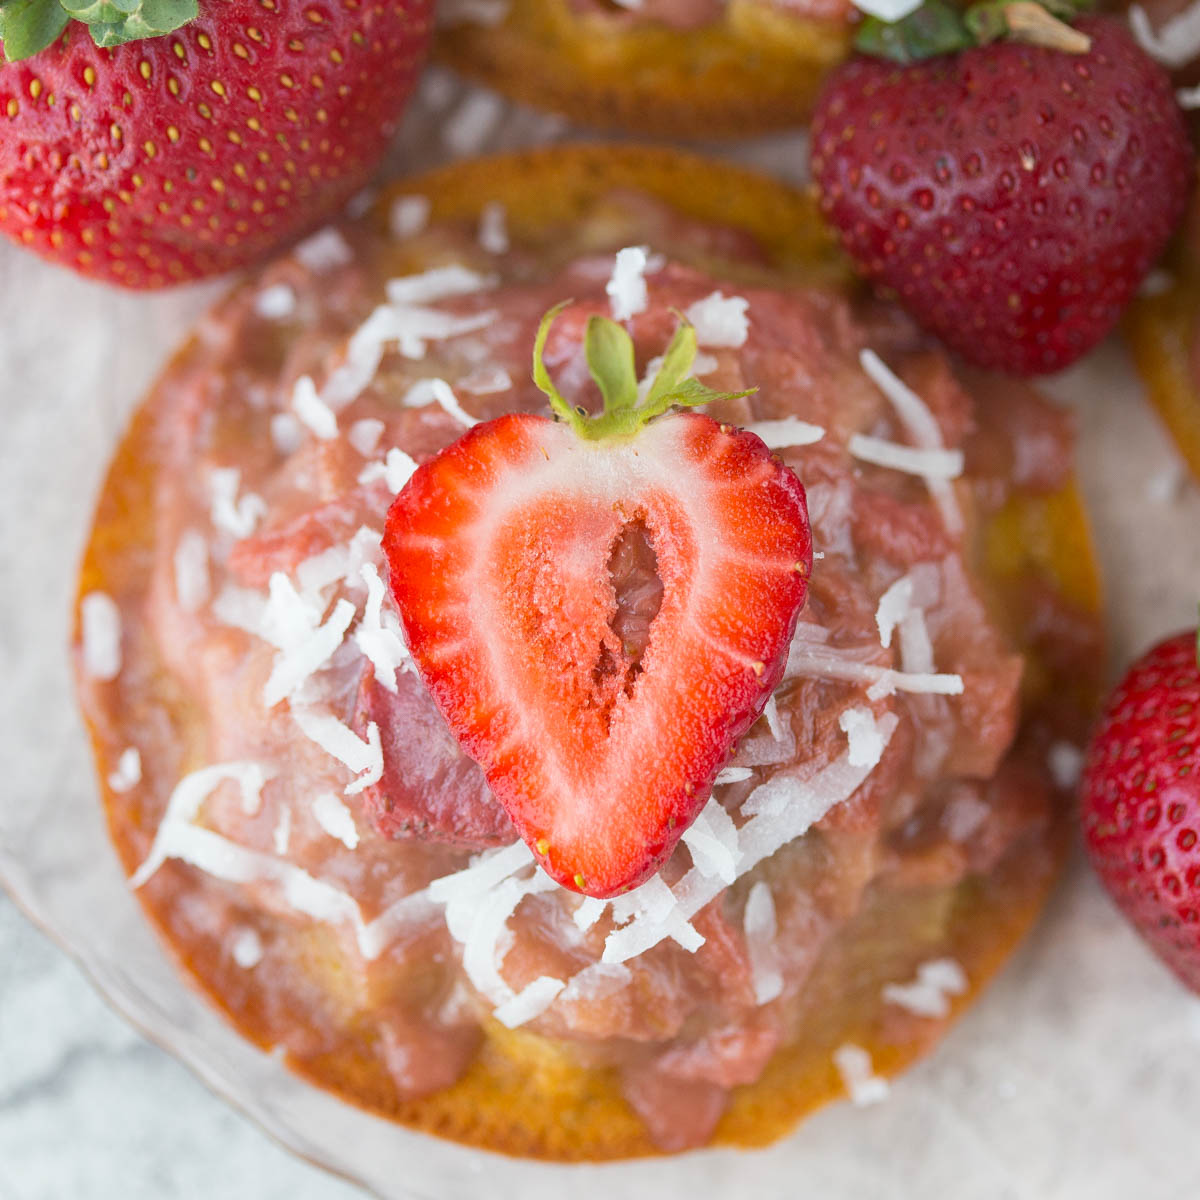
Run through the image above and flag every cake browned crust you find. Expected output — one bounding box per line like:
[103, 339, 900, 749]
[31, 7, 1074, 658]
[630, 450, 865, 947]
[74, 146, 1104, 1161]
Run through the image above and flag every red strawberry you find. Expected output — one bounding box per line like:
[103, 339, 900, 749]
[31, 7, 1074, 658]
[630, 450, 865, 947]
[0, 0, 431, 287]
[1080, 629, 1200, 993]
[810, 10, 1192, 376]
[382, 306, 813, 897]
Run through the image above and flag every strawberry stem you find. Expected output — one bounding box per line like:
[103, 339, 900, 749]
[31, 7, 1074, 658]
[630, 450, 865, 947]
[532, 303, 755, 441]
[854, 0, 1093, 62]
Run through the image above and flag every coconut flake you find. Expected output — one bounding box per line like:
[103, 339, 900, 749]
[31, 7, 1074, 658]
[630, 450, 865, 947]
[850, 434, 964, 481]
[833, 1043, 889, 1106]
[209, 467, 267, 539]
[107, 747, 142, 793]
[81, 592, 122, 681]
[839, 706, 886, 769]
[443, 90, 503, 156]
[478, 202, 509, 254]
[439, 0, 511, 23]
[1130, 3, 1200, 68]
[291, 707, 382, 794]
[358, 447, 419, 493]
[859, 348, 963, 534]
[294, 227, 353, 272]
[762, 694, 786, 742]
[385, 264, 497, 306]
[745, 418, 825, 449]
[131, 762, 273, 888]
[743, 881, 783, 1004]
[348, 417, 385, 457]
[389, 194, 431, 239]
[785, 633, 962, 698]
[354, 562, 413, 691]
[231, 928, 264, 968]
[459, 364, 513, 395]
[270, 413, 305, 456]
[311, 791, 361, 849]
[851, 0, 922, 19]
[572, 896, 608, 932]
[255, 283, 297, 320]
[715, 766, 755, 786]
[291, 375, 339, 440]
[607, 246, 661, 321]
[883, 958, 968, 1018]
[1048, 740, 1085, 790]
[261, 597, 356, 707]
[685, 291, 750, 348]
[682, 800, 741, 885]
[173, 529, 211, 613]
[273, 805, 293, 855]
[494, 976, 566, 1028]
[875, 575, 914, 649]
[403, 377, 478, 426]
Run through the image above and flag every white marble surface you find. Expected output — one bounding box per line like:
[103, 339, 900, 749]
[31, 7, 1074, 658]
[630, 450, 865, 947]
[3, 65, 1200, 1200]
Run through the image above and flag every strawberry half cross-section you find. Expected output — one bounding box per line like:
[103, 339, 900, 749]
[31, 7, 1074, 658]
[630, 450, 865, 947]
[383, 304, 814, 897]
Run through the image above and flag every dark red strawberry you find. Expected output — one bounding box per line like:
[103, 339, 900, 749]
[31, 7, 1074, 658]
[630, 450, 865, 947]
[1080, 629, 1200, 993]
[810, 9, 1192, 376]
[0, 0, 431, 287]
[382, 306, 813, 897]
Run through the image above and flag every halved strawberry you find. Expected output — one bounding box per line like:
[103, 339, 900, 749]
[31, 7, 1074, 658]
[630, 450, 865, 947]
[383, 306, 813, 897]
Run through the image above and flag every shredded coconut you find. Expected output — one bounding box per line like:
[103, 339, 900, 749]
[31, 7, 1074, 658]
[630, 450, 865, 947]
[1130, 2, 1200, 68]
[403, 377, 478, 426]
[294, 227, 353, 272]
[681, 800, 740, 885]
[173, 529, 211, 613]
[607, 246, 657, 321]
[743, 882, 784, 1004]
[883, 958, 968, 1019]
[493, 976, 566, 1028]
[833, 1043, 889, 1106]
[785, 633, 962, 699]
[859, 348, 964, 534]
[107, 747, 142, 793]
[572, 895, 608, 932]
[354, 562, 413, 691]
[81, 592, 122, 681]
[715, 766, 754, 786]
[311, 792, 361, 849]
[389, 194, 431, 239]
[358, 447, 419, 493]
[850, 433, 964, 481]
[231, 928, 264, 969]
[839, 706, 886, 769]
[131, 762, 273, 888]
[273, 805, 292, 856]
[261, 596, 356, 707]
[685, 291, 750, 348]
[850, 0, 922, 18]
[208, 467, 267, 539]
[443, 90, 503, 156]
[385, 264, 497, 306]
[1048, 740, 1085, 791]
[478, 202, 509, 254]
[291, 707, 382, 795]
[459, 364, 513, 395]
[348, 417, 385, 457]
[270, 413, 305, 456]
[254, 283, 297, 320]
[745, 418, 825, 449]
[291, 375, 339, 440]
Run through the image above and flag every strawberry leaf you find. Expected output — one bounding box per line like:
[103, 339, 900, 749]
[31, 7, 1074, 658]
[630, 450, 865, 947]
[656, 376, 755, 410]
[63, 0, 197, 47]
[0, 0, 69, 61]
[584, 316, 638, 413]
[855, 0, 972, 63]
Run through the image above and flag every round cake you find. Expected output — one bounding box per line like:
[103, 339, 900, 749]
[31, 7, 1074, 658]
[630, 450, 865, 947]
[73, 146, 1104, 1160]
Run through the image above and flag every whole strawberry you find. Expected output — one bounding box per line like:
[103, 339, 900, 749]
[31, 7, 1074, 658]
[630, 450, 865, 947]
[0, 0, 431, 287]
[1081, 630, 1200, 993]
[810, 8, 1192, 376]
